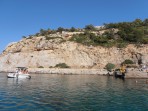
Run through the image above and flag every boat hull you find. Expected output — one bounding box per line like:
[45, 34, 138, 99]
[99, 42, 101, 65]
[7, 73, 31, 79]
[114, 71, 125, 79]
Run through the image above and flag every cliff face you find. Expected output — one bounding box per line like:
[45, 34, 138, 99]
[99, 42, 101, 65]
[0, 36, 148, 71]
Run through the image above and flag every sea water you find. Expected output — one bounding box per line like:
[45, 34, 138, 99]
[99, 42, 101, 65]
[0, 73, 148, 111]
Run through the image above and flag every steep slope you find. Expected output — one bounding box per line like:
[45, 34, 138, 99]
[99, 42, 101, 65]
[0, 36, 148, 71]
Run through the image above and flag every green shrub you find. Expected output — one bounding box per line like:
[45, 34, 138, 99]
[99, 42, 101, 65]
[70, 27, 77, 32]
[121, 59, 134, 65]
[142, 37, 148, 44]
[57, 27, 65, 33]
[105, 63, 115, 71]
[114, 39, 127, 48]
[55, 63, 70, 68]
[38, 66, 44, 68]
[84, 24, 96, 31]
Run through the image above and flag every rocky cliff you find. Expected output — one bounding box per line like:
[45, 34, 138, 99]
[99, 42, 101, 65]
[0, 36, 148, 71]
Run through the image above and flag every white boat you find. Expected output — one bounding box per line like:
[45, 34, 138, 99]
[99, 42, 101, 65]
[7, 67, 31, 79]
[7, 73, 31, 79]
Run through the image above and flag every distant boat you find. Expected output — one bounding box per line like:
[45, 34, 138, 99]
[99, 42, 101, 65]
[7, 67, 31, 79]
[114, 68, 125, 79]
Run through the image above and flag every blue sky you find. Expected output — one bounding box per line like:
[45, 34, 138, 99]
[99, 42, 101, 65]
[0, 0, 148, 53]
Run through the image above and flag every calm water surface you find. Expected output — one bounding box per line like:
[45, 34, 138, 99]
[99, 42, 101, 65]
[0, 73, 148, 111]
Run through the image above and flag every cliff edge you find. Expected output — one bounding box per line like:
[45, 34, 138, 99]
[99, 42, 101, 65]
[0, 36, 148, 72]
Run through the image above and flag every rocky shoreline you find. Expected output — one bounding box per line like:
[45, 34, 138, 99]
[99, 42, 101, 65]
[125, 69, 148, 79]
[1, 68, 148, 78]
[1, 68, 108, 75]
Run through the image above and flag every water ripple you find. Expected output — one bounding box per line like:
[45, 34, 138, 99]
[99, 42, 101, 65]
[0, 74, 148, 111]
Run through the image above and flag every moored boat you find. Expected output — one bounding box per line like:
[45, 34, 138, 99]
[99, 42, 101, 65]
[114, 65, 126, 79]
[114, 69, 125, 79]
[7, 67, 31, 79]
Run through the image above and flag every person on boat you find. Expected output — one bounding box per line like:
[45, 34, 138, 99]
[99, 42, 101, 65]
[24, 69, 28, 74]
[18, 69, 23, 74]
[21, 68, 28, 74]
[15, 68, 19, 73]
[26, 69, 28, 74]
[120, 64, 126, 76]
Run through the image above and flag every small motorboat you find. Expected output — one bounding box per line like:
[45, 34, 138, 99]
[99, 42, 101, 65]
[114, 69, 125, 79]
[7, 67, 31, 79]
[7, 73, 31, 79]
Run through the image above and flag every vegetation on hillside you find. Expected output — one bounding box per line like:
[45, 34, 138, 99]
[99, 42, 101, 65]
[104, 19, 148, 44]
[70, 19, 148, 47]
[105, 63, 115, 71]
[121, 59, 134, 65]
[55, 63, 70, 68]
[121, 59, 138, 68]
[22, 18, 148, 47]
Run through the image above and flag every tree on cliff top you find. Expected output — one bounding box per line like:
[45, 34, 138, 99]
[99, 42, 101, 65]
[84, 24, 96, 31]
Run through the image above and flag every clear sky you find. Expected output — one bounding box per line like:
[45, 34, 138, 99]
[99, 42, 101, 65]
[0, 0, 148, 53]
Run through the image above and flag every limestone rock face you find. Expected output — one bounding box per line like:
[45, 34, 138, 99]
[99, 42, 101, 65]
[0, 36, 148, 71]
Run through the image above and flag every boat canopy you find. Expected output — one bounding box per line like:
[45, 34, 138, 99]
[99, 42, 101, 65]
[16, 67, 28, 70]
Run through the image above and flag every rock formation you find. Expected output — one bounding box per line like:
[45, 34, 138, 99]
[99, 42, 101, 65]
[0, 36, 148, 72]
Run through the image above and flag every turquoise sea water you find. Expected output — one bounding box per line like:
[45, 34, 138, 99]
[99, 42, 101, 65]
[0, 73, 148, 111]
